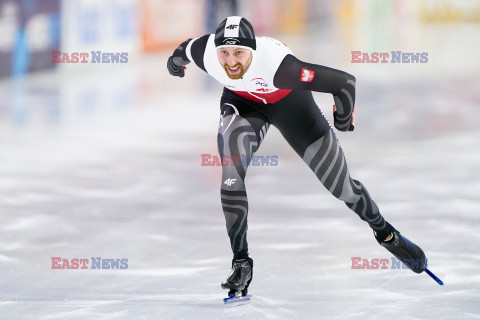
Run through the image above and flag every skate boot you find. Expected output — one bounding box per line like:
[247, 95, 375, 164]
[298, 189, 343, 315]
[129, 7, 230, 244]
[375, 226, 427, 274]
[221, 257, 253, 304]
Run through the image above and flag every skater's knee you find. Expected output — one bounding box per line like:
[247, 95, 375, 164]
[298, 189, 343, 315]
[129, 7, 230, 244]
[221, 176, 246, 191]
[220, 163, 246, 191]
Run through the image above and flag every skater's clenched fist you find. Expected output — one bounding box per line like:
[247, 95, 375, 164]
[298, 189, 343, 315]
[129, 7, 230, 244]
[167, 38, 192, 78]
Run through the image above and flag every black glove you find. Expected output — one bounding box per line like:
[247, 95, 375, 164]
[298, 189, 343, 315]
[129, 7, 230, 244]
[167, 56, 185, 77]
[167, 38, 192, 78]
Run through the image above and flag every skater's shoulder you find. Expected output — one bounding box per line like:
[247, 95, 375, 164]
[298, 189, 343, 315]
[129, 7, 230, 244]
[254, 36, 293, 69]
[256, 36, 292, 52]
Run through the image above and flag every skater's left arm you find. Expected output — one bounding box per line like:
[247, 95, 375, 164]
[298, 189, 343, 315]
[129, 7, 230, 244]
[273, 54, 356, 132]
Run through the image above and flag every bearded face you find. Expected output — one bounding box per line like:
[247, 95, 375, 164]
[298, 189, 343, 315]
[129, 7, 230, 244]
[223, 63, 246, 80]
[216, 47, 253, 80]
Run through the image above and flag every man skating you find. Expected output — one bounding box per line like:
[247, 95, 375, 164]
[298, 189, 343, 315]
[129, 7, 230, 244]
[167, 16, 428, 300]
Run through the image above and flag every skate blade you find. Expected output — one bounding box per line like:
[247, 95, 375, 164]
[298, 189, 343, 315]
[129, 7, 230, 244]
[425, 268, 444, 286]
[223, 294, 251, 306]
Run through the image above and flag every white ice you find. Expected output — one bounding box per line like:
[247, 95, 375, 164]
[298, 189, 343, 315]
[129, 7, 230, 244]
[0, 24, 480, 320]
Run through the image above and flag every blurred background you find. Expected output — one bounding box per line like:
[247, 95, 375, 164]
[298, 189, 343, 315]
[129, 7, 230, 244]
[1, 0, 479, 319]
[1, 0, 479, 137]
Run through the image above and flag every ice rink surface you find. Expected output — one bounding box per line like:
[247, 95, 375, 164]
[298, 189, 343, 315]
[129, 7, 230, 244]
[1, 24, 480, 319]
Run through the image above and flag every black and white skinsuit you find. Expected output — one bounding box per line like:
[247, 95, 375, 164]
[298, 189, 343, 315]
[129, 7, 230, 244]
[173, 33, 392, 260]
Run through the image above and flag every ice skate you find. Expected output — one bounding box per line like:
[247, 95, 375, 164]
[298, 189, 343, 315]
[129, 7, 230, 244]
[376, 228, 427, 274]
[221, 257, 253, 305]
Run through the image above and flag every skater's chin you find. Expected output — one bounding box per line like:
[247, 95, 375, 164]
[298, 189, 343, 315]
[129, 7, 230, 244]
[224, 64, 245, 80]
